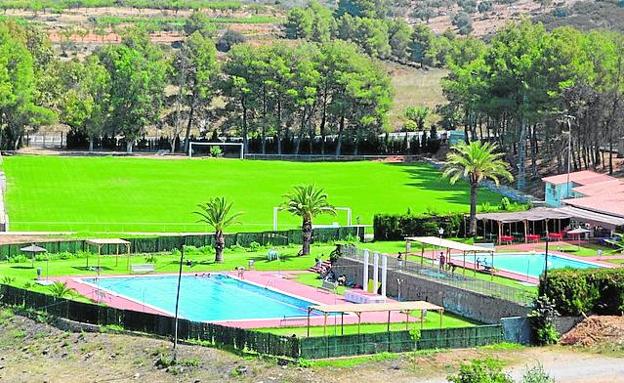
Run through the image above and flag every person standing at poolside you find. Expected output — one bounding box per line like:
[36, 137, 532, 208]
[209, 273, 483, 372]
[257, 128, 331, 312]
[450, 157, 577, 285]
[439, 251, 446, 270]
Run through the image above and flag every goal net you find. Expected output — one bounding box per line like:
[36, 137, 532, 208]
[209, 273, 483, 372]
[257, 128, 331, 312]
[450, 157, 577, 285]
[188, 142, 244, 159]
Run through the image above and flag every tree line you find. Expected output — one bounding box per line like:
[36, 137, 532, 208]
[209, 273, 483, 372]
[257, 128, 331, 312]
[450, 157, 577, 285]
[442, 20, 624, 190]
[284, 0, 484, 67]
[0, 19, 392, 155]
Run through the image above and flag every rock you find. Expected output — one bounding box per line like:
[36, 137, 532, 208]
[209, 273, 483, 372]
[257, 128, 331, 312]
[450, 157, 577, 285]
[236, 366, 248, 375]
[193, 380, 201, 383]
[42, 348, 49, 355]
[133, 373, 141, 380]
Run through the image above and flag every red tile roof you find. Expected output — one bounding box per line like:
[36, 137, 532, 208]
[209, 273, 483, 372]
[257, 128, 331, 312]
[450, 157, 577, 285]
[572, 180, 624, 197]
[542, 170, 616, 186]
[563, 195, 624, 218]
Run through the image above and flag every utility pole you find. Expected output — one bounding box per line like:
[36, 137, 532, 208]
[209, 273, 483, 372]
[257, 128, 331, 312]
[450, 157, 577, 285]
[172, 245, 184, 359]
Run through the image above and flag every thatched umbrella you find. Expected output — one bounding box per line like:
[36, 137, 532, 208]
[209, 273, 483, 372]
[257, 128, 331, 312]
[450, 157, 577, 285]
[20, 244, 47, 276]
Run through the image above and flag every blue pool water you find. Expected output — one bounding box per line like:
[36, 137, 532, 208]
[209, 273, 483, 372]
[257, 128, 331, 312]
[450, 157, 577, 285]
[455, 253, 600, 278]
[83, 274, 318, 321]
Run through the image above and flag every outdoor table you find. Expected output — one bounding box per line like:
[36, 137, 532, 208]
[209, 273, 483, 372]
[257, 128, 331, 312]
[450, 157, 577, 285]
[499, 235, 513, 245]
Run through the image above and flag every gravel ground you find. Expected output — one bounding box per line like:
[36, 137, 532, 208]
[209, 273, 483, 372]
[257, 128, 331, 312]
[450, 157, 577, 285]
[1, 311, 623, 383]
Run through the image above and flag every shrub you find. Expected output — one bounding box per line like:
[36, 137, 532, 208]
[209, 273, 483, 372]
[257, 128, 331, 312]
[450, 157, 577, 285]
[209, 146, 222, 157]
[540, 268, 624, 316]
[373, 212, 464, 240]
[248, 241, 261, 251]
[522, 364, 554, 383]
[529, 296, 559, 346]
[447, 358, 513, 383]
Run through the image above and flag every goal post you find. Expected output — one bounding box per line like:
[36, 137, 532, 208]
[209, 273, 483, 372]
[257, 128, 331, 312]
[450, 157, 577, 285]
[188, 142, 244, 159]
[273, 207, 352, 231]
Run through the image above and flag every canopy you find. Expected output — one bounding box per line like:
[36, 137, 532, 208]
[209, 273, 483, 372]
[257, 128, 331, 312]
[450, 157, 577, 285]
[309, 301, 442, 314]
[85, 239, 132, 270]
[567, 228, 591, 234]
[306, 300, 444, 336]
[20, 244, 47, 253]
[475, 207, 572, 224]
[405, 236, 493, 252]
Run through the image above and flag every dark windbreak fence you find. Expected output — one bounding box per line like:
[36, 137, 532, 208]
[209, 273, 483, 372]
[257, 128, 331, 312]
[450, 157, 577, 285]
[299, 325, 504, 359]
[0, 284, 300, 358]
[0, 226, 364, 261]
[0, 284, 504, 359]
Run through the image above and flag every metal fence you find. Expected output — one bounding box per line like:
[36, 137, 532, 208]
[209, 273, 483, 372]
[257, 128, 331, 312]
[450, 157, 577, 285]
[342, 245, 536, 306]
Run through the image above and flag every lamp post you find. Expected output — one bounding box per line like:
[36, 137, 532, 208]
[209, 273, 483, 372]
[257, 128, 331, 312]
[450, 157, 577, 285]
[172, 245, 184, 359]
[543, 236, 549, 290]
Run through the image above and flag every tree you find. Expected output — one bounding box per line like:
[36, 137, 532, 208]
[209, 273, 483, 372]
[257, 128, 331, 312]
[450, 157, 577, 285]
[0, 23, 55, 150]
[217, 29, 246, 53]
[387, 19, 412, 60]
[452, 12, 473, 36]
[443, 141, 513, 236]
[59, 56, 110, 151]
[98, 29, 169, 153]
[404, 105, 430, 131]
[194, 197, 243, 263]
[336, 0, 390, 19]
[177, 31, 218, 154]
[409, 23, 434, 68]
[281, 185, 336, 256]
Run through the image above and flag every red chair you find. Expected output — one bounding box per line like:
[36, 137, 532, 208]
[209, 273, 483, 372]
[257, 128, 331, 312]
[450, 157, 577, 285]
[548, 232, 563, 241]
[499, 235, 513, 245]
[526, 234, 540, 243]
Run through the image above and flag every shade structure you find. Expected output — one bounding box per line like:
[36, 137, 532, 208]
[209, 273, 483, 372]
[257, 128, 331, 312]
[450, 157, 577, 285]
[567, 227, 591, 235]
[306, 301, 445, 337]
[404, 237, 493, 252]
[21, 243, 47, 268]
[85, 239, 131, 271]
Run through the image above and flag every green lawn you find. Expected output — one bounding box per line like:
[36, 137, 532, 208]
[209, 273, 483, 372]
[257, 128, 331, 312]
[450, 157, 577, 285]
[258, 311, 477, 337]
[0, 243, 338, 295]
[2, 156, 503, 234]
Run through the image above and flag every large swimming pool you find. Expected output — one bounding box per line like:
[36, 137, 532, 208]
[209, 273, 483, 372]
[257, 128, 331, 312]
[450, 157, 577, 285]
[455, 253, 601, 279]
[82, 274, 318, 322]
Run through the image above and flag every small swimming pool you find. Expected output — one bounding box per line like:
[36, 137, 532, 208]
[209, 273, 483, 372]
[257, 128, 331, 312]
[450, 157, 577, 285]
[82, 274, 318, 322]
[454, 253, 601, 279]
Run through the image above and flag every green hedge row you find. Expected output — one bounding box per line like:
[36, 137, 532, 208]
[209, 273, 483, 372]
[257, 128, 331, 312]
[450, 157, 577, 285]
[373, 213, 464, 241]
[539, 268, 624, 316]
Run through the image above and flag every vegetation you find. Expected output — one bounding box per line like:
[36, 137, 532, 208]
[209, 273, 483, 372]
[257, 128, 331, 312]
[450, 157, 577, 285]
[447, 358, 513, 383]
[47, 281, 75, 298]
[281, 185, 336, 255]
[194, 197, 243, 262]
[539, 268, 624, 316]
[3, 157, 503, 233]
[443, 141, 513, 236]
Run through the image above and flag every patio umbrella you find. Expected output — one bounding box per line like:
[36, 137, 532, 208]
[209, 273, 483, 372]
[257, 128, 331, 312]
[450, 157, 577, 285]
[20, 244, 47, 272]
[567, 228, 591, 249]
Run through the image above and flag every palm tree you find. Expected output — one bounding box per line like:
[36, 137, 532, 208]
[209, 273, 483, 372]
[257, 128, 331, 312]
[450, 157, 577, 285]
[443, 141, 513, 237]
[194, 197, 243, 263]
[281, 185, 336, 256]
[48, 281, 75, 298]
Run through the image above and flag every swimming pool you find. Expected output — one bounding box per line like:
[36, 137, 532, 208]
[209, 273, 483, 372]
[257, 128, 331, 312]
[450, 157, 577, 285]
[82, 274, 318, 322]
[454, 253, 601, 279]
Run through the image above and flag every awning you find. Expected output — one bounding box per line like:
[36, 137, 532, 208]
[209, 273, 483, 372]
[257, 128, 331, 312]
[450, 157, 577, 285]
[405, 236, 493, 252]
[555, 206, 624, 227]
[20, 244, 47, 253]
[475, 207, 572, 224]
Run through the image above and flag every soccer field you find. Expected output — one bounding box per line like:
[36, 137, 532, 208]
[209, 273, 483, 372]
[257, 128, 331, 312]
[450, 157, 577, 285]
[2, 156, 503, 233]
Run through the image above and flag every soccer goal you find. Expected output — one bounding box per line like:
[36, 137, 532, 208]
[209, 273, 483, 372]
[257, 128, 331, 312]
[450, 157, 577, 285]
[188, 142, 244, 159]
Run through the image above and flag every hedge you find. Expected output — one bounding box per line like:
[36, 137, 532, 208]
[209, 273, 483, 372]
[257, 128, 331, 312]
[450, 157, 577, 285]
[373, 213, 464, 241]
[539, 268, 624, 316]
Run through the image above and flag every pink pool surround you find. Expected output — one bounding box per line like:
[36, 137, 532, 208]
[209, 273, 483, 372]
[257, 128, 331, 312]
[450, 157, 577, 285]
[62, 271, 427, 329]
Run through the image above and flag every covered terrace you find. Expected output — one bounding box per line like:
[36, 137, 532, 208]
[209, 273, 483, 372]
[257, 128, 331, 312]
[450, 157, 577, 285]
[475, 207, 624, 244]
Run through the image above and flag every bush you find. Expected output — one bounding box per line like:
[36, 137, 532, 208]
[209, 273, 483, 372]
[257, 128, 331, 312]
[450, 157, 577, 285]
[447, 358, 513, 383]
[373, 212, 464, 240]
[522, 364, 554, 383]
[529, 296, 559, 346]
[540, 268, 624, 316]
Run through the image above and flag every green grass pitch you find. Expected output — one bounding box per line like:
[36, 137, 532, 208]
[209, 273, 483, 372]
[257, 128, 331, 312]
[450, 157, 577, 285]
[2, 156, 503, 233]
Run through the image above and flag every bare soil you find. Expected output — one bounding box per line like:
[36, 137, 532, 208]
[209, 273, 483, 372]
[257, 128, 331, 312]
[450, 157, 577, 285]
[561, 316, 624, 347]
[1, 312, 623, 382]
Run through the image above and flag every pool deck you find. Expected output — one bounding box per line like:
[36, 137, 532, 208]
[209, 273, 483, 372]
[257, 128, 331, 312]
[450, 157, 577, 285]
[60, 271, 431, 329]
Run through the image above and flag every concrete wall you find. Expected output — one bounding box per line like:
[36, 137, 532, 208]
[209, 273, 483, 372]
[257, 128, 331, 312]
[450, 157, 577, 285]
[334, 258, 531, 324]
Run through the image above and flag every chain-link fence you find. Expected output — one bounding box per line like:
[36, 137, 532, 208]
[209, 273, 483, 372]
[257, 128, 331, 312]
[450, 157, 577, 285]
[341, 245, 536, 306]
